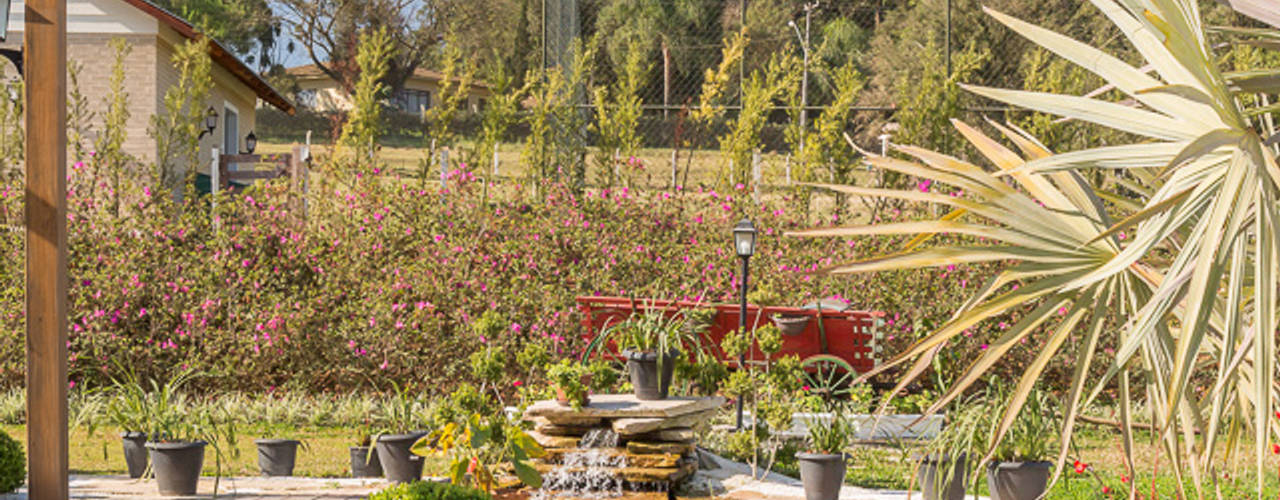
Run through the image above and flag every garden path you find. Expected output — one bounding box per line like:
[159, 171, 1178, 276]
[0, 475, 387, 499]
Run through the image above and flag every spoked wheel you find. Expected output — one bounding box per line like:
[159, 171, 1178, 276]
[801, 354, 858, 400]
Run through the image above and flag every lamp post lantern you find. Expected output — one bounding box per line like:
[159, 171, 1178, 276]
[732, 219, 756, 430]
[197, 106, 218, 139]
[245, 131, 257, 154]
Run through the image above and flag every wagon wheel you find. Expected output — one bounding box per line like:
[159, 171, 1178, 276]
[801, 354, 858, 400]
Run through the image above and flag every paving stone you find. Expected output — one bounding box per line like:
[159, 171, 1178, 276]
[630, 427, 695, 443]
[526, 430, 583, 449]
[626, 441, 695, 456]
[613, 409, 715, 435]
[525, 395, 724, 420]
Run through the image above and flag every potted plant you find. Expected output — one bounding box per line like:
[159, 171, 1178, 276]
[546, 360, 591, 410]
[985, 389, 1055, 500]
[797, 404, 853, 500]
[99, 371, 152, 479]
[586, 303, 695, 400]
[141, 370, 238, 497]
[915, 395, 985, 500]
[372, 382, 428, 483]
[771, 313, 810, 335]
[255, 437, 304, 477]
[350, 423, 384, 478]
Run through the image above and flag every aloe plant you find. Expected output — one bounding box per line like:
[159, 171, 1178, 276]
[789, 1, 1280, 497]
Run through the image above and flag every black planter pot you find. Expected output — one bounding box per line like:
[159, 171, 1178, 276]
[350, 446, 384, 478]
[147, 441, 206, 496]
[918, 454, 968, 500]
[986, 461, 1051, 500]
[797, 452, 846, 500]
[255, 439, 301, 477]
[120, 432, 148, 479]
[624, 349, 678, 400]
[375, 433, 425, 483]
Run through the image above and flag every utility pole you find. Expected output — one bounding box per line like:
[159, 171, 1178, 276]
[26, 0, 70, 498]
[789, 2, 817, 159]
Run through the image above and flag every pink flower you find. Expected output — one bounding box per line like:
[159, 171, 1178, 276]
[917, 180, 932, 192]
[513, 380, 523, 387]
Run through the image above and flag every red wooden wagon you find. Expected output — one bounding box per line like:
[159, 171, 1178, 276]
[575, 296, 887, 396]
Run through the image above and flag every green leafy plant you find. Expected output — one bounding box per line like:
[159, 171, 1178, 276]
[592, 37, 648, 188]
[790, 2, 1280, 496]
[415, 413, 544, 493]
[0, 430, 22, 494]
[368, 480, 492, 500]
[339, 26, 393, 164]
[421, 38, 474, 185]
[587, 303, 694, 355]
[147, 37, 212, 195]
[546, 359, 590, 410]
[806, 404, 854, 455]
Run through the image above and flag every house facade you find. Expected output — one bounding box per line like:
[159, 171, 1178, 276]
[288, 64, 491, 116]
[2, 0, 293, 168]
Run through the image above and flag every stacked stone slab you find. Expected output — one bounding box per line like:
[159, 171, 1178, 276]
[522, 395, 724, 486]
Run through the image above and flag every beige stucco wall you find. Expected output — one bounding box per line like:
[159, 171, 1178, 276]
[156, 26, 260, 175]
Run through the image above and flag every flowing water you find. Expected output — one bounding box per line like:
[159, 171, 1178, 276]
[532, 429, 628, 499]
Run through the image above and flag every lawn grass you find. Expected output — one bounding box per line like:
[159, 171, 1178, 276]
[1, 424, 447, 478]
[257, 140, 876, 192]
[835, 426, 1280, 498]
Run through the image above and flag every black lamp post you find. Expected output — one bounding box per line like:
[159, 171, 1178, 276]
[197, 106, 218, 139]
[732, 218, 756, 430]
[244, 131, 257, 154]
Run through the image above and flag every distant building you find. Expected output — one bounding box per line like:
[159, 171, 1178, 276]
[287, 64, 491, 115]
[2, 0, 294, 165]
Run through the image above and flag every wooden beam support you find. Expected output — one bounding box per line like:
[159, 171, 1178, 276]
[24, 0, 68, 499]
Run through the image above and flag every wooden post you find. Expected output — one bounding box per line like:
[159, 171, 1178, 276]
[492, 143, 499, 177]
[669, 149, 677, 190]
[25, 0, 69, 498]
[752, 151, 761, 204]
[785, 154, 792, 186]
[217, 153, 230, 190]
[439, 147, 449, 192]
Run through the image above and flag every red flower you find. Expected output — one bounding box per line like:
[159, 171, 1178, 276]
[467, 457, 478, 474]
[1272, 443, 1280, 455]
[1073, 460, 1087, 474]
[1102, 486, 1111, 494]
[1120, 475, 1129, 483]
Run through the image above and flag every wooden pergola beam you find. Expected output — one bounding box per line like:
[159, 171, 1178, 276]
[24, 0, 68, 498]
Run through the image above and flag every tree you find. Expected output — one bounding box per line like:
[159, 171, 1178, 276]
[339, 27, 394, 163]
[594, 0, 725, 108]
[154, 0, 282, 70]
[276, 0, 449, 96]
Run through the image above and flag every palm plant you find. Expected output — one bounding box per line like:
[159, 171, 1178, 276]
[789, 1, 1280, 496]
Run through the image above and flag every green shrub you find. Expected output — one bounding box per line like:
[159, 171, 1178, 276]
[0, 430, 24, 494]
[367, 481, 491, 500]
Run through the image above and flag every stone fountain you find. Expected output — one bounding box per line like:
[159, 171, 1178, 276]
[523, 394, 724, 496]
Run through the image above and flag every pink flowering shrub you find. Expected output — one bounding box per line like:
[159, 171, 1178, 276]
[0, 163, 1065, 395]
